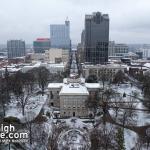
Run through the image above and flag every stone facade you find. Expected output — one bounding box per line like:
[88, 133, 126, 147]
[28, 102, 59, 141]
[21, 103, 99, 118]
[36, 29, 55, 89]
[45, 48, 69, 64]
[60, 95, 88, 117]
[47, 78, 100, 118]
[82, 64, 126, 81]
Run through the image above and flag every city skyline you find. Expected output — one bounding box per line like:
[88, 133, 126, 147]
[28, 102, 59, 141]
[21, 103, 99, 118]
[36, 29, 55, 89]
[0, 0, 150, 44]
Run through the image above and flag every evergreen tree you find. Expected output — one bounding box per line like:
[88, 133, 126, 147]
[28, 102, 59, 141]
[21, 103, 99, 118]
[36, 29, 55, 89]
[37, 67, 49, 95]
[86, 74, 98, 83]
[116, 128, 125, 150]
[113, 70, 126, 84]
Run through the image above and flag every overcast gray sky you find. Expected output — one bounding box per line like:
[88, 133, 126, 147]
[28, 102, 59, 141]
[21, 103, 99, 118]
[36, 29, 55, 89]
[0, 0, 150, 44]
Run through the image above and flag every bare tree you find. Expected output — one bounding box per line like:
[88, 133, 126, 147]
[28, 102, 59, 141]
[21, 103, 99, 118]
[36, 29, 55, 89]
[0, 77, 6, 117]
[37, 67, 49, 95]
[28, 67, 49, 95]
[113, 70, 127, 85]
[11, 71, 35, 116]
[30, 122, 49, 149]
[0, 68, 11, 117]
[142, 72, 150, 109]
[24, 112, 35, 147]
[48, 124, 69, 150]
[90, 124, 116, 150]
[99, 72, 108, 89]
[86, 74, 98, 83]
[85, 91, 99, 117]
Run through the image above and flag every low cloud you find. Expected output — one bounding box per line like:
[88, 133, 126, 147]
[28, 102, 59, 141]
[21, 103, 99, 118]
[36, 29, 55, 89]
[0, 0, 150, 44]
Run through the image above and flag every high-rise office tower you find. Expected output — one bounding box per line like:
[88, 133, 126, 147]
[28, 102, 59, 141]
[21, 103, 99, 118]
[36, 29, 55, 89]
[33, 38, 51, 53]
[84, 12, 109, 64]
[77, 30, 85, 63]
[50, 20, 71, 50]
[7, 40, 26, 59]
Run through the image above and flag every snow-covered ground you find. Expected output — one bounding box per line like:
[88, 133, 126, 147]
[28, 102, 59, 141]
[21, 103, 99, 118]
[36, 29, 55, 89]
[6, 95, 47, 123]
[24, 120, 52, 150]
[110, 84, 150, 150]
[54, 83, 150, 150]
[65, 117, 93, 129]
[124, 129, 137, 150]
[2, 81, 150, 150]
[111, 84, 150, 125]
[57, 118, 91, 150]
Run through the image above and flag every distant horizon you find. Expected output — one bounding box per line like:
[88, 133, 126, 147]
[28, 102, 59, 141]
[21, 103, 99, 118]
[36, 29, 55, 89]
[1, 43, 150, 46]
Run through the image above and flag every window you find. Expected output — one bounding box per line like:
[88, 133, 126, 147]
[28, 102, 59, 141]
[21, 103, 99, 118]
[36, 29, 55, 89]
[50, 91, 54, 99]
[51, 102, 54, 106]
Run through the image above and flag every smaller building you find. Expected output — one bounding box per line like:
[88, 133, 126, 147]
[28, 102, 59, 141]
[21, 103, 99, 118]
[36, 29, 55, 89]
[44, 63, 65, 74]
[115, 44, 128, 57]
[45, 48, 69, 64]
[7, 40, 26, 59]
[108, 41, 116, 57]
[121, 58, 131, 65]
[33, 38, 51, 53]
[21, 62, 65, 74]
[82, 64, 126, 81]
[136, 52, 143, 59]
[108, 41, 128, 58]
[25, 53, 45, 62]
[0, 65, 21, 77]
[124, 52, 139, 60]
[137, 48, 150, 59]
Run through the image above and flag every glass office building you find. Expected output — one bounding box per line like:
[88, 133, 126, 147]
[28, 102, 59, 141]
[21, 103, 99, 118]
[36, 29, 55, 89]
[50, 20, 71, 50]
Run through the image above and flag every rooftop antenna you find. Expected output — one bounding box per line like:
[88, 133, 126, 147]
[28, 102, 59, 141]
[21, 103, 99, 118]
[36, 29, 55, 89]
[66, 16, 69, 21]
[65, 16, 69, 26]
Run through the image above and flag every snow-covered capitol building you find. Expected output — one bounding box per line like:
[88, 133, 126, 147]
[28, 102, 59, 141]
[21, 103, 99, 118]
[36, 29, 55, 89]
[47, 77, 101, 117]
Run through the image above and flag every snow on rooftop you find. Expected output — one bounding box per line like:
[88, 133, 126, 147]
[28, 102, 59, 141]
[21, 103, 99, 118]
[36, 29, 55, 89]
[144, 63, 150, 68]
[85, 83, 101, 89]
[63, 78, 67, 83]
[48, 83, 63, 89]
[33, 62, 41, 67]
[48, 77, 101, 93]
[70, 73, 78, 78]
[83, 63, 126, 69]
[80, 77, 85, 83]
[0, 67, 21, 73]
[46, 62, 65, 67]
[59, 83, 89, 96]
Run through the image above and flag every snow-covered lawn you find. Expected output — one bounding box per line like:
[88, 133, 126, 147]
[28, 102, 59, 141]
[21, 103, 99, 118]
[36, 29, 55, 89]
[109, 83, 150, 150]
[65, 117, 93, 129]
[6, 95, 47, 123]
[124, 129, 137, 150]
[111, 84, 150, 125]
